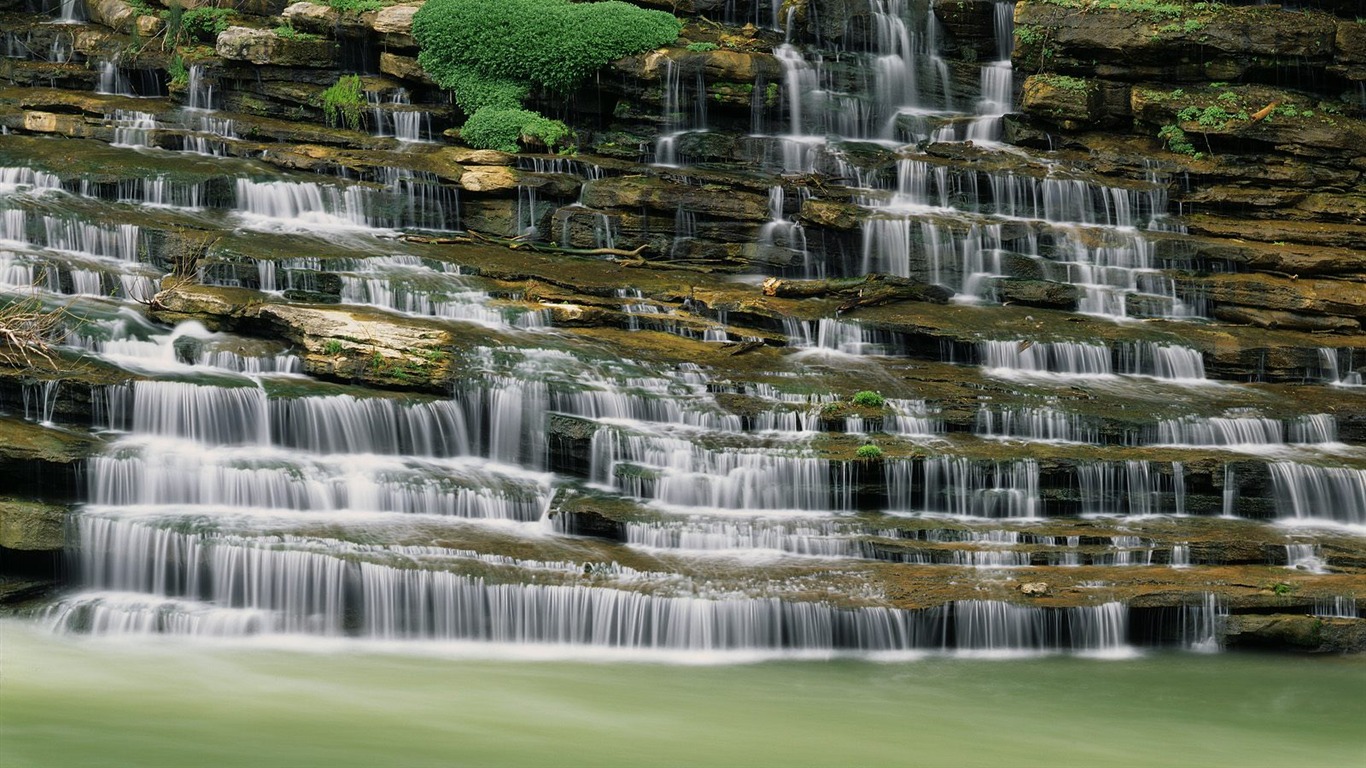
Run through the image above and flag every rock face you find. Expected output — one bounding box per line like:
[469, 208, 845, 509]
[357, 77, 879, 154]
[1224, 614, 1366, 654]
[215, 26, 336, 67]
[0, 500, 67, 551]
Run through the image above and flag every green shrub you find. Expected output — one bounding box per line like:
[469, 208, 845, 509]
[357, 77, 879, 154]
[413, 0, 678, 151]
[179, 7, 235, 42]
[855, 444, 884, 460]
[686, 41, 718, 52]
[321, 74, 365, 131]
[851, 391, 885, 408]
[413, 0, 681, 94]
[445, 66, 528, 114]
[460, 108, 570, 152]
[327, 0, 385, 11]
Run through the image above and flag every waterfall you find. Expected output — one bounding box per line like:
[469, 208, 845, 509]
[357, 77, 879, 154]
[1268, 463, 1366, 525]
[886, 457, 1041, 518]
[1078, 461, 1186, 516]
[110, 110, 158, 148]
[976, 406, 1097, 443]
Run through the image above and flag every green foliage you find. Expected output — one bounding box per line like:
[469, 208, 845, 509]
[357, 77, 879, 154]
[460, 108, 570, 152]
[1036, 74, 1089, 92]
[178, 7, 235, 42]
[686, 41, 719, 52]
[1216, 91, 1240, 106]
[414, 0, 675, 153]
[321, 75, 366, 131]
[273, 23, 321, 41]
[1041, 0, 1218, 22]
[851, 391, 885, 408]
[1158, 123, 1199, 157]
[445, 66, 528, 114]
[326, 0, 385, 11]
[413, 0, 682, 94]
[765, 82, 780, 106]
[1271, 582, 1294, 596]
[855, 444, 884, 460]
[167, 53, 189, 88]
[1015, 24, 1043, 45]
[323, 339, 343, 355]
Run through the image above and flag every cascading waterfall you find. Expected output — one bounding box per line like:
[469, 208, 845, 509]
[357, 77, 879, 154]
[1268, 463, 1366, 525]
[1078, 461, 1186, 517]
[887, 457, 1041, 518]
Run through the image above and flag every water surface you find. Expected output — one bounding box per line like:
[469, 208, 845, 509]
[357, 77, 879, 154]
[3, 619, 1363, 767]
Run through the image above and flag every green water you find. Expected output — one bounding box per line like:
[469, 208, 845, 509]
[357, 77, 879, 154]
[2, 620, 1363, 768]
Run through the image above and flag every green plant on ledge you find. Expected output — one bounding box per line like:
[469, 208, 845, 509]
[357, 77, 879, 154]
[851, 390, 885, 408]
[321, 74, 365, 131]
[412, 0, 681, 152]
[855, 444, 884, 460]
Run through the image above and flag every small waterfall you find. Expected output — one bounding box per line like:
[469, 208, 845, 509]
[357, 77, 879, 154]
[42, 216, 140, 261]
[979, 340, 1112, 376]
[186, 64, 215, 111]
[591, 429, 843, 512]
[964, 2, 1015, 142]
[1314, 597, 1358, 618]
[58, 0, 85, 22]
[96, 60, 135, 97]
[883, 398, 939, 437]
[1118, 342, 1205, 380]
[1268, 463, 1366, 525]
[887, 457, 1041, 518]
[975, 406, 1097, 443]
[1284, 544, 1327, 574]
[655, 58, 708, 166]
[1318, 347, 1362, 386]
[624, 519, 859, 558]
[110, 110, 158, 148]
[1078, 461, 1185, 516]
[0, 166, 62, 194]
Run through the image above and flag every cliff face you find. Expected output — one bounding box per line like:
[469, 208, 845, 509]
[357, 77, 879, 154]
[0, 0, 1363, 652]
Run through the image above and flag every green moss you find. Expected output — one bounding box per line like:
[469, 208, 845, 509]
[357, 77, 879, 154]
[325, 0, 385, 11]
[686, 41, 718, 52]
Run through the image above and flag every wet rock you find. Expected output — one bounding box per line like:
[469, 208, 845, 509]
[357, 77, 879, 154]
[1199, 273, 1366, 321]
[86, 0, 136, 32]
[1224, 614, 1366, 654]
[1021, 74, 1103, 129]
[379, 52, 435, 86]
[997, 278, 1081, 311]
[0, 499, 67, 551]
[1212, 307, 1359, 333]
[281, 2, 339, 34]
[216, 26, 336, 68]
[1014, 3, 1337, 81]
[372, 4, 422, 48]
[1020, 582, 1049, 596]
[800, 198, 865, 230]
[580, 176, 769, 222]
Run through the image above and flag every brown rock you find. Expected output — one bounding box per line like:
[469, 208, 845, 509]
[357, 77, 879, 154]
[216, 26, 336, 68]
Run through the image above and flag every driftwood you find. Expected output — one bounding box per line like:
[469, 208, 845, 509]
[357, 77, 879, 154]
[0, 290, 70, 368]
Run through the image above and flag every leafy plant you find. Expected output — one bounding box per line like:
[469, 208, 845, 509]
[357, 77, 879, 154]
[273, 23, 320, 41]
[686, 41, 718, 52]
[855, 444, 884, 460]
[167, 53, 189, 88]
[321, 74, 365, 131]
[851, 391, 885, 408]
[1158, 123, 1198, 157]
[326, 0, 385, 11]
[460, 108, 570, 153]
[413, 0, 680, 151]
[177, 7, 236, 43]
[323, 339, 343, 355]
